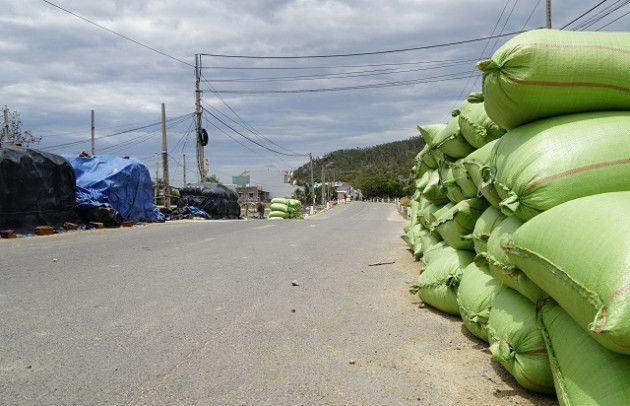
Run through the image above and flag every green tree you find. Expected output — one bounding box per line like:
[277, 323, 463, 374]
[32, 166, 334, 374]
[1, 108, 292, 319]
[293, 184, 314, 205]
[1, 106, 41, 147]
[356, 170, 407, 199]
[205, 173, 220, 183]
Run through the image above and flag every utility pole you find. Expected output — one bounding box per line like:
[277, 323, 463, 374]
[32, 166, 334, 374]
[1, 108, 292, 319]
[321, 165, 325, 205]
[546, 0, 552, 28]
[2, 107, 9, 147]
[90, 110, 95, 155]
[309, 153, 315, 209]
[195, 54, 207, 183]
[183, 153, 187, 186]
[161, 103, 170, 208]
[154, 153, 159, 203]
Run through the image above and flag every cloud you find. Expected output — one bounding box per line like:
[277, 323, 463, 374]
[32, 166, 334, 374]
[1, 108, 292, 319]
[2, 0, 628, 186]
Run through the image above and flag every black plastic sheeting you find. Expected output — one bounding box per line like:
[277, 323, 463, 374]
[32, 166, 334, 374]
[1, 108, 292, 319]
[178, 183, 241, 219]
[0, 147, 81, 234]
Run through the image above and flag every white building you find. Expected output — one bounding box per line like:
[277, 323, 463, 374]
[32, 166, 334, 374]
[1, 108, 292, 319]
[232, 169, 298, 200]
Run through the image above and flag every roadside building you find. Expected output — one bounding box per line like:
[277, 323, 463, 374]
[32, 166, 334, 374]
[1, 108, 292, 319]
[232, 169, 297, 201]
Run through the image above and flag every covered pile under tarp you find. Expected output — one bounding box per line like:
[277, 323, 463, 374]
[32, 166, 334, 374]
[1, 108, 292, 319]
[1, 147, 81, 234]
[177, 183, 240, 219]
[64, 154, 163, 222]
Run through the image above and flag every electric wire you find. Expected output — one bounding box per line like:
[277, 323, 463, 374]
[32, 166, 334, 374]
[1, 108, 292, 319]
[572, 0, 630, 30]
[99, 115, 191, 155]
[450, 0, 513, 113]
[41, 0, 193, 67]
[560, 0, 610, 29]
[202, 59, 477, 83]
[201, 57, 482, 71]
[200, 71, 302, 155]
[210, 71, 473, 94]
[521, 0, 543, 31]
[199, 29, 533, 59]
[203, 109, 269, 160]
[595, 8, 630, 29]
[489, 0, 520, 55]
[41, 113, 192, 151]
[202, 106, 307, 156]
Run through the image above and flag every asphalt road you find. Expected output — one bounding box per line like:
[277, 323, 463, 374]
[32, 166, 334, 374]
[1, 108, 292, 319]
[0, 202, 556, 406]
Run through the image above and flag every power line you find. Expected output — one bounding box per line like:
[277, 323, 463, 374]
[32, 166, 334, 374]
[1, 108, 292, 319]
[202, 107, 308, 157]
[41, 0, 193, 67]
[521, 0, 543, 31]
[203, 110, 270, 160]
[100, 115, 191, 154]
[202, 59, 477, 83]
[209, 71, 474, 94]
[560, 0, 610, 29]
[595, 8, 630, 29]
[450, 0, 514, 112]
[201, 57, 482, 71]
[199, 71, 303, 156]
[200, 29, 534, 59]
[572, 0, 630, 30]
[42, 113, 192, 151]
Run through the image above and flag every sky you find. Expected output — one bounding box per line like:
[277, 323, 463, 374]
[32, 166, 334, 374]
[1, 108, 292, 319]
[1, 0, 628, 187]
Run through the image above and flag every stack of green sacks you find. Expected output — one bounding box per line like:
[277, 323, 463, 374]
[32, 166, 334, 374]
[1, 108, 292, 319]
[268, 198, 303, 219]
[403, 29, 630, 403]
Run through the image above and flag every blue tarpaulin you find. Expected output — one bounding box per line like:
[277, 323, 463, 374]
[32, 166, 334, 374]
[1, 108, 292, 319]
[64, 155, 164, 221]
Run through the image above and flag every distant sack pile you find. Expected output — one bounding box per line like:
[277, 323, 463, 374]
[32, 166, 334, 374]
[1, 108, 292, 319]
[403, 29, 630, 405]
[268, 198, 304, 219]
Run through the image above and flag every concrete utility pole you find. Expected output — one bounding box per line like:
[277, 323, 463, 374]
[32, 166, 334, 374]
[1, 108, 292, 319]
[195, 54, 207, 182]
[154, 153, 159, 202]
[321, 165, 325, 205]
[183, 153, 187, 186]
[546, 0, 552, 28]
[309, 153, 315, 209]
[2, 107, 9, 147]
[90, 110, 95, 155]
[161, 103, 171, 208]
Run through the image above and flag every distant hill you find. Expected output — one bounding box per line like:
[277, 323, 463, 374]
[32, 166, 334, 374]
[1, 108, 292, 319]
[293, 136, 426, 188]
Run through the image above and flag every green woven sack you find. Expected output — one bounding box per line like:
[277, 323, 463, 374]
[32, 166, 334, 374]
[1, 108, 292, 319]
[490, 111, 630, 221]
[413, 226, 430, 258]
[401, 226, 414, 248]
[427, 202, 455, 231]
[422, 169, 449, 205]
[461, 140, 502, 208]
[432, 198, 490, 251]
[270, 202, 289, 213]
[485, 215, 545, 303]
[268, 211, 288, 219]
[454, 98, 506, 148]
[477, 29, 630, 130]
[270, 197, 290, 205]
[415, 169, 431, 193]
[417, 123, 447, 146]
[417, 197, 445, 229]
[430, 115, 475, 161]
[537, 298, 630, 406]
[415, 144, 438, 173]
[421, 240, 452, 267]
[287, 199, 302, 209]
[442, 165, 467, 203]
[507, 192, 630, 355]
[487, 288, 555, 394]
[451, 159, 478, 199]
[418, 231, 443, 261]
[411, 248, 474, 315]
[471, 205, 506, 255]
[457, 261, 504, 343]
[417, 124, 446, 170]
[402, 220, 423, 250]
